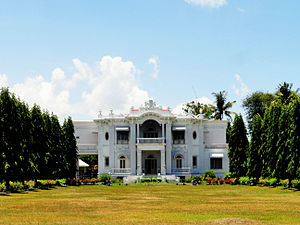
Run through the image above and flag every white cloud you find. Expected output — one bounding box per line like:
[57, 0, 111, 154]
[232, 74, 250, 98]
[148, 56, 159, 79]
[4, 56, 150, 120]
[185, 0, 227, 8]
[0, 74, 8, 88]
[172, 96, 213, 115]
[237, 7, 245, 13]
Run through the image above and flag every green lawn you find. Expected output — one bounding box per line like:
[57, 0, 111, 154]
[0, 184, 299, 224]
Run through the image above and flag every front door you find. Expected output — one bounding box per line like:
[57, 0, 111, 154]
[145, 159, 157, 174]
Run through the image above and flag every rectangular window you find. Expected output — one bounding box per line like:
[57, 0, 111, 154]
[172, 131, 185, 144]
[117, 131, 129, 144]
[210, 158, 222, 169]
[193, 156, 197, 169]
[105, 157, 109, 167]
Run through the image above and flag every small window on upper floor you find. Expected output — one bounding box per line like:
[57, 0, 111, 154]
[172, 131, 185, 144]
[76, 136, 80, 139]
[105, 132, 109, 141]
[117, 131, 129, 144]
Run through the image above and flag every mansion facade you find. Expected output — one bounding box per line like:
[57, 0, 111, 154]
[74, 100, 229, 179]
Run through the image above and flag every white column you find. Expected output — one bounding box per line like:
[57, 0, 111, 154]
[137, 149, 142, 175]
[166, 123, 172, 174]
[162, 123, 165, 139]
[161, 149, 166, 175]
[137, 123, 140, 139]
[129, 122, 136, 175]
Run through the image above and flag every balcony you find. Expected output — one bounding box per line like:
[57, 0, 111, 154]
[171, 168, 191, 174]
[77, 144, 97, 155]
[204, 143, 228, 150]
[111, 168, 131, 175]
[136, 138, 165, 144]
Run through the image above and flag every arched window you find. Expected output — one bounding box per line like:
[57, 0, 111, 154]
[175, 155, 183, 169]
[120, 156, 126, 168]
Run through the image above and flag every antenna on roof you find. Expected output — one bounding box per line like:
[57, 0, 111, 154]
[192, 85, 198, 99]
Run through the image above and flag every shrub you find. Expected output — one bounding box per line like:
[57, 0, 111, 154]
[157, 178, 162, 183]
[99, 174, 111, 182]
[185, 177, 192, 183]
[258, 178, 267, 186]
[9, 181, 24, 192]
[291, 180, 300, 189]
[70, 179, 81, 186]
[238, 176, 250, 185]
[56, 179, 66, 186]
[152, 178, 157, 183]
[191, 175, 202, 184]
[269, 178, 278, 187]
[141, 178, 151, 183]
[0, 182, 6, 192]
[219, 178, 224, 184]
[224, 172, 232, 180]
[203, 170, 216, 179]
[280, 179, 289, 188]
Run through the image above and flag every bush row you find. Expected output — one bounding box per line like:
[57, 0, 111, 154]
[140, 177, 163, 183]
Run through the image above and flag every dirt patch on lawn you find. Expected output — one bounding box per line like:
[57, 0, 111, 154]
[204, 218, 263, 225]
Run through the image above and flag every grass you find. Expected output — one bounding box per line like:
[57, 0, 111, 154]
[0, 183, 300, 224]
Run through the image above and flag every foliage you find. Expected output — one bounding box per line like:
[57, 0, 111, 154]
[0, 88, 78, 185]
[183, 90, 235, 120]
[212, 91, 236, 120]
[247, 114, 263, 181]
[228, 114, 249, 177]
[224, 172, 232, 180]
[291, 180, 300, 189]
[238, 176, 250, 185]
[141, 178, 151, 183]
[191, 175, 202, 184]
[203, 170, 216, 179]
[185, 177, 192, 183]
[99, 174, 111, 182]
[0, 182, 6, 192]
[242, 91, 275, 131]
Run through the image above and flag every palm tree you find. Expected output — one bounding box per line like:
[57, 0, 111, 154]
[276, 82, 299, 103]
[212, 91, 236, 120]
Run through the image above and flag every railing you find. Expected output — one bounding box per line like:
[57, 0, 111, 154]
[171, 168, 191, 173]
[111, 168, 131, 174]
[77, 144, 97, 150]
[204, 143, 228, 149]
[77, 144, 97, 155]
[136, 138, 165, 144]
[117, 140, 129, 145]
[173, 139, 185, 144]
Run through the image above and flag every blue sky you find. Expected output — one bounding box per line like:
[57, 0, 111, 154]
[1, 0, 300, 120]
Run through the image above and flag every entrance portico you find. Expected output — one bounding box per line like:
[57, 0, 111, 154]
[136, 144, 166, 175]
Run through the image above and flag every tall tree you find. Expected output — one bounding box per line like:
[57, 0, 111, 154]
[228, 114, 249, 177]
[31, 105, 48, 180]
[0, 88, 22, 190]
[242, 91, 275, 132]
[273, 103, 292, 180]
[247, 114, 263, 181]
[62, 117, 78, 180]
[49, 115, 66, 179]
[260, 102, 282, 178]
[286, 96, 300, 183]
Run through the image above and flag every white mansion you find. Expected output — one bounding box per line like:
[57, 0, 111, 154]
[74, 100, 229, 179]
